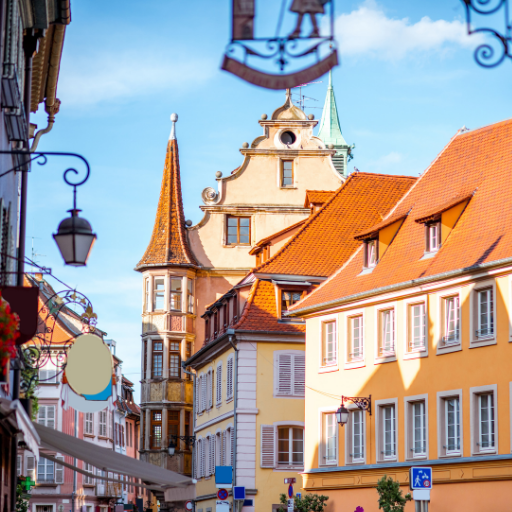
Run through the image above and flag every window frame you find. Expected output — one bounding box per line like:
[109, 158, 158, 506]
[273, 350, 306, 399]
[404, 296, 429, 360]
[151, 340, 163, 379]
[404, 394, 428, 461]
[375, 398, 398, 463]
[153, 276, 165, 311]
[277, 426, 304, 467]
[150, 410, 163, 449]
[470, 280, 497, 348]
[144, 277, 150, 312]
[169, 277, 183, 312]
[216, 362, 223, 406]
[225, 215, 251, 246]
[364, 238, 378, 269]
[319, 314, 338, 371]
[280, 289, 303, 319]
[169, 341, 181, 379]
[470, 384, 498, 455]
[437, 389, 463, 458]
[319, 410, 338, 466]
[188, 279, 194, 314]
[345, 406, 366, 465]
[345, 309, 365, 369]
[280, 159, 294, 188]
[84, 412, 94, 436]
[437, 291, 462, 354]
[226, 354, 234, 402]
[425, 221, 441, 253]
[374, 304, 397, 364]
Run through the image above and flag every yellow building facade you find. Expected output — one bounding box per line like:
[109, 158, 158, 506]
[288, 119, 512, 511]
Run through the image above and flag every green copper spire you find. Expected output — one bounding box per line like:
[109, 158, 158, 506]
[317, 71, 353, 176]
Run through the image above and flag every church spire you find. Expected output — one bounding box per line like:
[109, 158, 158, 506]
[136, 114, 197, 270]
[317, 71, 353, 176]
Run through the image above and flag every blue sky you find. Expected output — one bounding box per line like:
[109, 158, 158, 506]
[27, 0, 512, 399]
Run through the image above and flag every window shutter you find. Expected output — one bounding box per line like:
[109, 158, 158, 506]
[211, 436, 215, 474]
[195, 441, 201, 478]
[209, 370, 213, 409]
[227, 358, 233, 399]
[293, 355, 305, 396]
[216, 365, 222, 404]
[37, 406, 46, 425]
[261, 425, 275, 468]
[222, 430, 227, 466]
[201, 440, 205, 477]
[230, 428, 235, 467]
[207, 371, 212, 409]
[47, 406, 55, 428]
[201, 376, 206, 412]
[55, 456, 64, 483]
[278, 354, 292, 395]
[16, 455, 21, 476]
[195, 377, 199, 414]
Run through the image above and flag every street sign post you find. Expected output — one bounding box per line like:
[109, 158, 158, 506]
[233, 487, 246, 501]
[184, 501, 193, 512]
[287, 499, 294, 512]
[410, 467, 432, 507]
[217, 489, 229, 501]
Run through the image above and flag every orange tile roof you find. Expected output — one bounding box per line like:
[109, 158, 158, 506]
[292, 119, 512, 313]
[304, 190, 336, 207]
[354, 210, 410, 241]
[136, 139, 197, 270]
[234, 279, 305, 332]
[248, 219, 307, 255]
[255, 173, 417, 277]
[414, 192, 474, 224]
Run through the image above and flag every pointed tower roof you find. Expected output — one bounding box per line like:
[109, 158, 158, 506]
[136, 114, 198, 271]
[317, 71, 347, 147]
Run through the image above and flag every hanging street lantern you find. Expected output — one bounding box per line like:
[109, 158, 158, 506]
[168, 437, 177, 456]
[336, 395, 372, 427]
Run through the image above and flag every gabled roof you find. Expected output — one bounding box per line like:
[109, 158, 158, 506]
[303, 190, 335, 208]
[254, 172, 417, 278]
[414, 192, 474, 224]
[291, 119, 512, 314]
[249, 219, 307, 255]
[233, 279, 305, 333]
[136, 138, 197, 270]
[354, 210, 409, 241]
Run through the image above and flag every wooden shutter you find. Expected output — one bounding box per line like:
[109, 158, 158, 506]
[261, 425, 275, 468]
[47, 406, 55, 428]
[230, 428, 235, 467]
[227, 357, 233, 399]
[26, 456, 35, 481]
[277, 354, 292, 395]
[210, 436, 215, 474]
[293, 355, 306, 396]
[216, 364, 222, 404]
[55, 456, 64, 483]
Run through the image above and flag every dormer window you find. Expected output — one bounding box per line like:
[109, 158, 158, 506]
[426, 222, 440, 252]
[365, 239, 378, 268]
[281, 291, 302, 318]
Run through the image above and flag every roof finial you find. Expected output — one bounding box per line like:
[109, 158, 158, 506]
[170, 113, 178, 140]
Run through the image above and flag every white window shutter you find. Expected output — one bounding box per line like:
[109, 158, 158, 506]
[196, 441, 201, 478]
[293, 355, 305, 396]
[227, 358, 233, 399]
[201, 440, 205, 477]
[222, 430, 227, 466]
[278, 354, 292, 395]
[210, 436, 215, 474]
[55, 456, 64, 483]
[47, 406, 55, 429]
[230, 427, 235, 467]
[201, 376, 206, 412]
[195, 377, 200, 414]
[216, 365, 222, 404]
[261, 425, 275, 468]
[208, 371, 213, 409]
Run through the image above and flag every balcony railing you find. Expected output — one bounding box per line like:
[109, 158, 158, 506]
[475, 327, 494, 339]
[442, 332, 460, 346]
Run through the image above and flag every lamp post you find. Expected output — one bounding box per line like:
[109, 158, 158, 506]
[167, 435, 196, 457]
[336, 395, 372, 427]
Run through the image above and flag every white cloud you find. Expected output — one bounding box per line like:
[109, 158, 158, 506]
[336, 1, 482, 60]
[58, 51, 217, 107]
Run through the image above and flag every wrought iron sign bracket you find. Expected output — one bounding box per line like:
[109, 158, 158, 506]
[341, 395, 372, 416]
[170, 434, 196, 447]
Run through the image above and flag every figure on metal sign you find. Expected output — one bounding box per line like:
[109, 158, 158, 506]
[290, 0, 327, 38]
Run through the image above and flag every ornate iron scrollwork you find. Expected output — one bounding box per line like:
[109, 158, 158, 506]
[461, 0, 512, 67]
[341, 394, 372, 416]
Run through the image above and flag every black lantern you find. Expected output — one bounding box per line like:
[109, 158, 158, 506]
[168, 436, 176, 456]
[53, 209, 96, 266]
[336, 405, 350, 426]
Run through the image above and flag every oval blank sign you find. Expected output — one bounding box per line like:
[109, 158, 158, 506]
[66, 333, 112, 395]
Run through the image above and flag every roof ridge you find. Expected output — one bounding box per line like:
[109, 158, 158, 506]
[456, 116, 512, 137]
[351, 171, 417, 179]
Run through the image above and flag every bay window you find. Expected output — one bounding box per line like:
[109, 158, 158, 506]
[170, 278, 182, 311]
[153, 277, 165, 310]
[152, 340, 163, 378]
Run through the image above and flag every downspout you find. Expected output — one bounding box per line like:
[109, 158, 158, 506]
[182, 366, 196, 482]
[228, 335, 238, 487]
[30, 99, 60, 152]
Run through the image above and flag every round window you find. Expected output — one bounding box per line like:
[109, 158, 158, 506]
[280, 131, 296, 145]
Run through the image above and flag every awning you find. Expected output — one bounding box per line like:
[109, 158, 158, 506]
[164, 483, 196, 502]
[34, 423, 191, 490]
[0, 398, 40, 460]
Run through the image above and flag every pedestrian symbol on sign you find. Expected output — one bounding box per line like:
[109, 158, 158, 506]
[410, 467, 432, 490]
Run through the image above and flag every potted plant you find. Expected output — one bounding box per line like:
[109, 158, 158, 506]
[0, 293, 20, 384]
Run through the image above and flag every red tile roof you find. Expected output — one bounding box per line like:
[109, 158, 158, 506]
[292, 120, 512, 313]
[354, 211, 410, 241]
[136, 139, 197, 270]
[234, 279, 305, 332]
[414, 192, 474, 224]
[304, 190, 336, 208]
[248, 219, 307, 255]
[255, 173, 417, 277]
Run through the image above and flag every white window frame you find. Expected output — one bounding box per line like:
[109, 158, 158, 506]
[318, 409, 338, 467]
[344, 405, 366, 465]
[469, 280, 497, 348]
[375, 398, 398, 463]
[470, 384, 498, 455]
[276, 423, 305, 469]
[273, 350, 305, 399]
[153, 276, 166, 311]
[84, 412, 94, 436]
[188, 279, 194, 314]
[374, 303, 397, 364]
[426, 222, 440, 253]
[437, 389, 463, 458]
[365, 239, 377, 269]
[99, 410, 107, 437]
[436, 288, 463, 355]
[226, 354, 234, 402]
[345, 309, 365, 369]
[37, 404, 56, 429]
[404, 296, 428, 360]
[38, 363, 57, 384]
[216, 362, 222, 406]
[404, 394, 428, 461]
[319, 314, 338, 372]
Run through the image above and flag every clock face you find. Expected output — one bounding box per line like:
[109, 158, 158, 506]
[280, 131, 296, 145]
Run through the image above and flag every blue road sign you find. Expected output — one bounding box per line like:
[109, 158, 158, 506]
[233, 486, 246, 500]
[410, 467, 432, 490]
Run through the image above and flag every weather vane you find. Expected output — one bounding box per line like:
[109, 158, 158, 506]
[222, 0, 338, 89]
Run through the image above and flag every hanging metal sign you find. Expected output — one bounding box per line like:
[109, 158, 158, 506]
[222, 0, 338, 89]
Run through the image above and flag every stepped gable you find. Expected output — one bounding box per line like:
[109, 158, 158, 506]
[136, 135, 197, 270]
[292, 119, 512, 313]
[255, 172, 417, 278]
